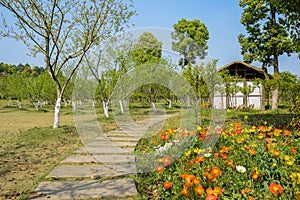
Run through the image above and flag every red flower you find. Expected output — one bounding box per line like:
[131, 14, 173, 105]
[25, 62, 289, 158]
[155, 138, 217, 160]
[206, 195, 218, 200]
[163, 181, 172, 189]
[269, 183, 283, 194]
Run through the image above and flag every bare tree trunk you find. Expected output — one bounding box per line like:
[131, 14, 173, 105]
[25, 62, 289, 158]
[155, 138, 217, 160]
[271, 87, 279, 110]
[119, 99, 124, 114]
[53, 97, 62, 128]
[151, 101, 157, 112]
[33, 101, 39, 111]
[168, 99, 172, 108]
[103, 101, 109, 118]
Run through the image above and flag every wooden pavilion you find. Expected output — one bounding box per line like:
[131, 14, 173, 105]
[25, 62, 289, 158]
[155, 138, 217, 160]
[214, 60, 267, 110]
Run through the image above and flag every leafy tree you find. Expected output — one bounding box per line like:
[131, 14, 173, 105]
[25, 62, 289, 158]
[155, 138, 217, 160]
[130, 32, 164, 111]
[0, 0, 135, 128]
[238, 0, 299, 110]
[171, 18, 209, 124]
[86, 34, 134, 117]
[171, 18, 209, 66]
[131, 32, 162, 66]
[279, 71, 298, 105]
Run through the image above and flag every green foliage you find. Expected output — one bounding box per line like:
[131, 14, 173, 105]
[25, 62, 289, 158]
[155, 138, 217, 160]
[131, 32, 163, 66]
[171, 18, 209, 66]
[239, 0, 296, 65]
[290, 96, 300, 131]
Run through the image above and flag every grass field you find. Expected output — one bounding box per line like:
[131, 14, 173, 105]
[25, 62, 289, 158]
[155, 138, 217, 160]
[0, 100, 297, 199]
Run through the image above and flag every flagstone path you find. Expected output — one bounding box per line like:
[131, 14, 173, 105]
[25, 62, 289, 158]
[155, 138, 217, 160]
[29, 113, 177, 200]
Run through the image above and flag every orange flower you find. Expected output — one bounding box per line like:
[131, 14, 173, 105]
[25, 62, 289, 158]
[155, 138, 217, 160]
[283, 130, 291, 136]
[163, 181, 172, 189]
[214, 153, 219, 159]
[214, 186, 223, 195]
[248, 197, 255, 200]
[234, 122, 241, 129]
[221, 154, 228, 160]
[241, 188, 252, 194]
[198, 131, 206, 140]
[159, 133, 169, 140]
[195, 186, 205, 195]
[248, 148, 257, 155]
[220, 146, 230, 153]
[162, 157, 172, 166]
[211, 167, 221, 176]
[226, 159, 235, 168]
[269, 183, 283, 194]
[257, 133, 265, 139]
[292, 146, 297, 155]
[194, 156, 205, 163]
[259, 125, 268, 133]
[206, 186, 222, 196]
[206, 187, 214, 195]
[252, 173, 259, 181]
[180, 186, 190, 197]
[156, 165, 164, 173]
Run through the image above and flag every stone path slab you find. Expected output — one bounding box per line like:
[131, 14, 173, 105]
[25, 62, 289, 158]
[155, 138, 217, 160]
[61, 154, 135, 164]
[74, 146, 135, 154]
[46, 164, 136, 178]
[86, 140, 137, 147]
[29, 179, 137, 199]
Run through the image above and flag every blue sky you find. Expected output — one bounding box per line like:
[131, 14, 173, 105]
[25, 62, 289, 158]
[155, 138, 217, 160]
[0, 0, 299, 75]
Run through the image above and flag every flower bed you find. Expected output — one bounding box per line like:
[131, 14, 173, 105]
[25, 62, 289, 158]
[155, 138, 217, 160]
[135, 121, 300, 199]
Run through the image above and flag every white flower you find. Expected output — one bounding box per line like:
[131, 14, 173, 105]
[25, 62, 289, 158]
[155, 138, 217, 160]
[236, 165, 246, 173]
[204, 152, 212, 157]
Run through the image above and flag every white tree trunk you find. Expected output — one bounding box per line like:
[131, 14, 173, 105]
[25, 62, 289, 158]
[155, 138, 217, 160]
[64, 99, 68, 107]
[33, 101, 39, 111]
[53, 97, 62, 128]
[119, 99, 124, 114]
[103, 101, 109, 118]
[72, 101, 77, 113]
[92, 100, 95, 107]
[151, 101, 157, 112]
[18, 101, 22, 109]
[168, 99, 172, 108]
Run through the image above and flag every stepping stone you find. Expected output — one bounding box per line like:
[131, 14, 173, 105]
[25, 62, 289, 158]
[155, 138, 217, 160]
[75, 146, 134, 154]
[61, 154, 135, 164]
[46, 164, 136, 178]
[86, 141, 137, 147]
[30, 179, 137, 199]
[106, 137, 140, 142]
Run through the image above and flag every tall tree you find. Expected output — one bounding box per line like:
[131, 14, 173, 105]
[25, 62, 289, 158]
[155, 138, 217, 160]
[131, 32, 163, 111]
[0, 0, 135, 128]
[238, 0, 299, 110]
[171, 18, 209, 66]
[131, 32, 162, 66]
[171, 18, 209, 124]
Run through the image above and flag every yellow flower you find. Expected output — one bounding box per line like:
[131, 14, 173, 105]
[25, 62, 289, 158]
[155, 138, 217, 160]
[263, 121, 268, 125]
[193, 147, 201, 154]
[227, 109, 231, 113]
[237, 136, 245, 144]
[286, 157, 295, 166]
[290, 172, 300, 184]
[185, 150, 191, 157]
[197, 126, 202, 131]
[244, 115, 248, 120]
[273, 129, 282, 137]
[272, 163, 277, 167]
